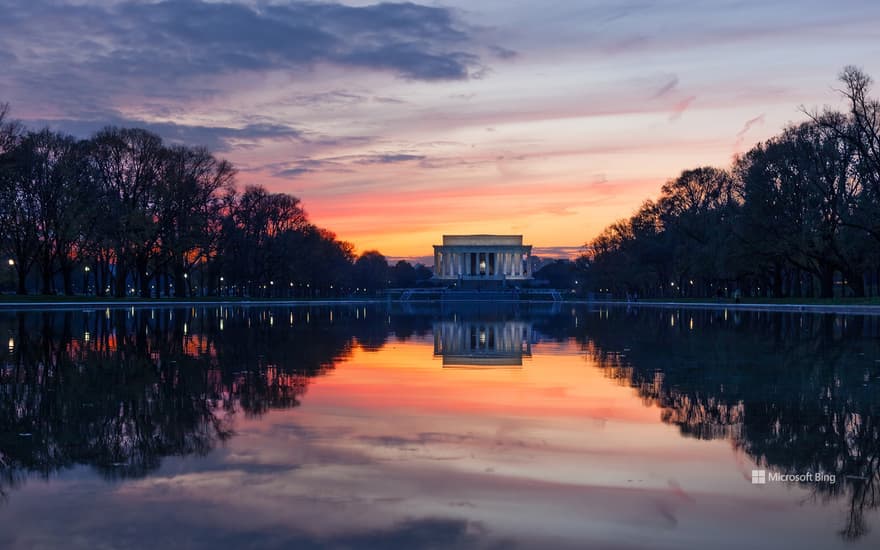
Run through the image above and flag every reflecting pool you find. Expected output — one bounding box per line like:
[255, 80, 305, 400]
[1, 303, 879, 549]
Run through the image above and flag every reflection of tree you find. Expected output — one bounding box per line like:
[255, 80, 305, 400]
[7, 304, 876, 540]
[0, 306, 380, 499]
[580, 308, 880, 540]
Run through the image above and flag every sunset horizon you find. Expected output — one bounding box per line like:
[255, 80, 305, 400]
[4, 3, 880, 549]
[3, 1, 879, 258]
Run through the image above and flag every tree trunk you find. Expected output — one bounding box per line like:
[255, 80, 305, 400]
[16, 265, 27, 295]
[40, 268, 52, 295]
[96, 259, 108, 297]
[875, 267, 880, 298]
[772, 263, 783, 298]
[40, 252, 53, 295]
[136, 256, 151, 298]
[61, 264, 73, 296]
[844, 269, 866, 298]
[819, 265, 835, 299]
[96, 262, 104, 297]
[173, 263, 186, 298]
[114, 259, 127, 298]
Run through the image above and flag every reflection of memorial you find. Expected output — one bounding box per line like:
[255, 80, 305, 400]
[433, 320, 532, 367]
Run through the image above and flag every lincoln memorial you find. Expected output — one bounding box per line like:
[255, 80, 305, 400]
[433, 235, 533, 282]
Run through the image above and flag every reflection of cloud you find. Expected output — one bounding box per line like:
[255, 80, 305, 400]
[2, 333, 859, 548]
[358, 432, 482, 448]
[334, 517, 488, 548]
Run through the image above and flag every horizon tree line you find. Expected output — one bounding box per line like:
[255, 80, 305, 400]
[0, 108, 430, 297]
[584, 66, 880, 299]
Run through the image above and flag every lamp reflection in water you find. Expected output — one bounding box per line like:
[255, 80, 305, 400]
[433, 320, 532, 368]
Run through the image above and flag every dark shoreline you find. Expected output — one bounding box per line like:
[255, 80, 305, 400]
[2, 296, 880, 315]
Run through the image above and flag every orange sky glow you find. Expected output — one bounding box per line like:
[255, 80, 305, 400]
[4, 1, 879, 260]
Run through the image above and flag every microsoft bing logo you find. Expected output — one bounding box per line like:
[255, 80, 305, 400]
[751, 469, 766, 484]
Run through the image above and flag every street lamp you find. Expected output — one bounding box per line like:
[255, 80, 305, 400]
[83, 265, 91, 294]
[6, 259, 14, 293]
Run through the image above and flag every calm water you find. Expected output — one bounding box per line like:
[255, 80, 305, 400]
[1, 303, 879, 549]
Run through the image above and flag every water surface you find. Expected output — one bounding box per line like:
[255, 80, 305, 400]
[1, 304, 878, 549]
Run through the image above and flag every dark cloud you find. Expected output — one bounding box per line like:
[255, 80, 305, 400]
[273, 158, 351, 178]
[338, 43, 479, 81]
[0, 0, 485, 91]
[733, 113, 766, 151]
[280, 90, 371, 108]
[372, 95, 408, 105]
[271, 152, 426, 179]
[355, 153, 426, 165]
[24, 115, 304, 152]
[736, 114, 766, 138]
[276, 166, 316, 178]
[488, 45, 518, 60]
[652, 75, 679, 98]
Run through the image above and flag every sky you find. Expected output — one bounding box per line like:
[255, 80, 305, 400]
[2, 0, 880, 261]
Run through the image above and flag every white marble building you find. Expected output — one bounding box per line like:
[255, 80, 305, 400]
[432, 235, 532, 281]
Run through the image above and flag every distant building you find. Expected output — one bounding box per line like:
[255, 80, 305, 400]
[432, 235, 533, 282]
